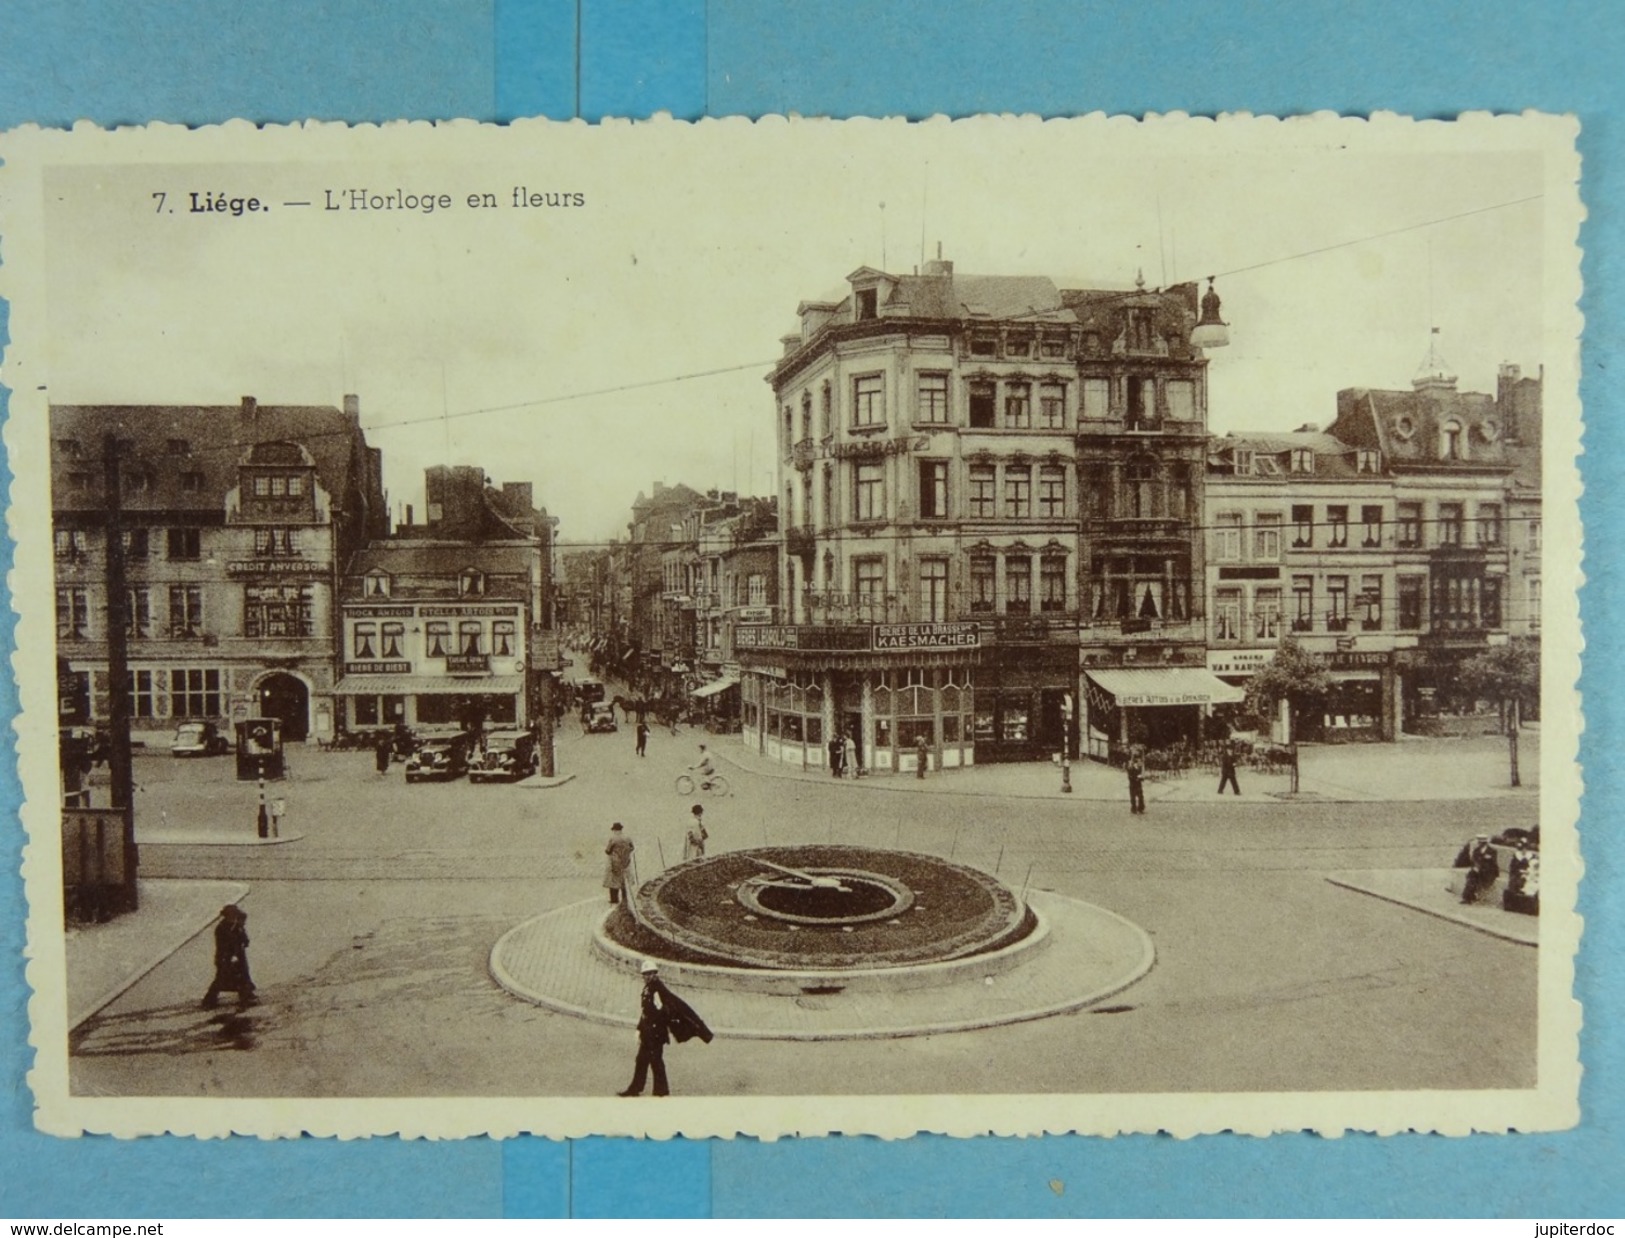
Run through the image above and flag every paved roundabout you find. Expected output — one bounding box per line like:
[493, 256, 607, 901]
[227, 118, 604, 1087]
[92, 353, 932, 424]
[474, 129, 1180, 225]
[491, 845, 1156, 1040]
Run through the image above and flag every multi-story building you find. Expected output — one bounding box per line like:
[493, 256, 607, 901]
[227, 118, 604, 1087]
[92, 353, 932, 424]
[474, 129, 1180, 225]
[51, 395, 387, 743]
[1206, 343, 1539, 738]
[334, 466, 555, 731]
[742, 257, 1239, 772]
[623, 481, 709, 691]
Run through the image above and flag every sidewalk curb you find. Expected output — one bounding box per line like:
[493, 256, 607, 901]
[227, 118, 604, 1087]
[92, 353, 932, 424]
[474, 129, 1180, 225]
[1326, 874, 1537, 947]
[709, 745, 1522, 806]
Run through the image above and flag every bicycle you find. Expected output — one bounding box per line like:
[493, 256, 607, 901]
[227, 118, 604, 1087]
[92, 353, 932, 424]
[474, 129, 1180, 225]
[674, 770, 730, 797]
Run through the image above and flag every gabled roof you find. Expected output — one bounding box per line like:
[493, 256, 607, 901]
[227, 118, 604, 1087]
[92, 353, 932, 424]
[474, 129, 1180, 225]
[347, 539, 537, 578]
[51, 402, 371, 515]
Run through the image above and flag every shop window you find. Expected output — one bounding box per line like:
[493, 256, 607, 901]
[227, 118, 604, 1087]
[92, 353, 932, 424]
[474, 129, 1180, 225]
[1327, 506, 1349, 549]
[1004, 466, 1031, 519]
[1001, 702, 1029, 743]
[1253, 513, 1282, 561]
[968, 380, 996, 428]
[1004, 382, 1031, 429]
[942, 714, 962, 744]
[425, 620, 451, 657]
[782, 714, 804, 743]
[968, 464, 996, 518]
[852, 373, 885, 428]
[970, 556, 996, 612]
[125, 669, 160, 719]
[1398, 577, 1425, 630]
[1004, 556, 1032, 615]
[897, 717, 935, 748]
[354, 695, 381, 726]
[916, 371, 950, 424]
[1291, 505, 1313, 548]
[972, 703, 996, 741]
[874, 717, 893, 750]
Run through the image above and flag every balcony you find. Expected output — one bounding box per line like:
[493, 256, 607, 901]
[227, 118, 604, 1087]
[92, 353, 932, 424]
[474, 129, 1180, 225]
[784, 525, 817, 561]
[791, 438, 816, 471]
[1088, 518, 1190, 543]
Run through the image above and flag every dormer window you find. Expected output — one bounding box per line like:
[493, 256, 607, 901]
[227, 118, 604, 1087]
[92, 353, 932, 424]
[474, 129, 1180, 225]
[459, 569, 486, 597]
[1441, 419, 1466, 461]
[1357, 448, 1382, 474]
[1233, 448, 1254, 476]
[363, 571, 391, 598]
[969, 336, 997, 358]
[855, 288, 878, 321]
[1290, 448, 1315, 474]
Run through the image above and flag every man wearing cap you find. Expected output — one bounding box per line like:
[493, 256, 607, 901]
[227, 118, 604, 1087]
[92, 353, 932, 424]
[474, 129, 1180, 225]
[619, 960, 712, 1097]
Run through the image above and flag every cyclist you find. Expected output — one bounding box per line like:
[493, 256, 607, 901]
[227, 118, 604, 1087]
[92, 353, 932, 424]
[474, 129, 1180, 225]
[691, 744, 717, 789]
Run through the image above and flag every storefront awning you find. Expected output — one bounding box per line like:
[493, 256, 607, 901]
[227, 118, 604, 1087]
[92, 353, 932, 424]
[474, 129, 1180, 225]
[690, 675, 741, 699]
[1085, 667, 1246, 707]
[332, 674, 524, 696]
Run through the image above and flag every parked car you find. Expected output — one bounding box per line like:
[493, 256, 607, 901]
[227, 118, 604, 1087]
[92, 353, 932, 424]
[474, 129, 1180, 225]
[171, 720, 230, 757]
[575, 678, 606, 708]
[583, 702, 618, 734]
[404, 730, 473, 783]
[469, 729, 540, 783]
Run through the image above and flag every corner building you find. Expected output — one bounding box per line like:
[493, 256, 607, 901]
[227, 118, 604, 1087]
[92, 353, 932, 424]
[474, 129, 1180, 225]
[741, 258, 1234, 771]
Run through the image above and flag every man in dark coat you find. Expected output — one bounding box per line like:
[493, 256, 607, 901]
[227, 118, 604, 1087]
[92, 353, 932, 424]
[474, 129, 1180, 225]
[374, 733, 392, 775]
[201, 904, 256, 1009]
[1217, 742, 1241, 795]
[1126, 748, 1147, 815]
[828, 733, 844, 778]
[635, 719, 649, 757]
[618, 960, 711, 1097]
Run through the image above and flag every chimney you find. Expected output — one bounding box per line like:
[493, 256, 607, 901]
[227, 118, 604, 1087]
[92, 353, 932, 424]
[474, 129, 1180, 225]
[502, 481, 534, 512]
[343, 393, 360, 425]
[241, 395, 257, 419]
[923, 256, 954, 278]
[404, 503, 414, 527]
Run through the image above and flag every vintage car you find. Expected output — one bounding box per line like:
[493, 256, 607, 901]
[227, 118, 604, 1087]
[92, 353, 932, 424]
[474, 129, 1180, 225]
[469, 729, 540, 783]
[575, 678, 607, 708]
[583, 701, 618, 734]
[403, 730, 473, 783]
[171, 720, 230, 757]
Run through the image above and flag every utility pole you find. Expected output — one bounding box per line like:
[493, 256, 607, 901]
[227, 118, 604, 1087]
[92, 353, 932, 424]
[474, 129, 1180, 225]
[101, 432, 138, 910]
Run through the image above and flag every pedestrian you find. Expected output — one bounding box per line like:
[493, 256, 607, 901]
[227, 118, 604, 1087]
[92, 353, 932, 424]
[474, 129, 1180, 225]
[603, 822, 634, 904]
[1457, 834, 1500, 905]
[842, 731, 858, 779]
[269, 791, 286, 838]
[201, 904, 256, 1009]
[618, 960, 712, 1097]
[915, 733, 930, 779]
[1126, 747, 1146, 815]
[635, 719, 649, 758]
[828, 732, 844, 778]
[1217, 742, 1241, 796]
[255, 776, 270, 838]
[684, 804, 708, 861]
[374, 733, 392, 775]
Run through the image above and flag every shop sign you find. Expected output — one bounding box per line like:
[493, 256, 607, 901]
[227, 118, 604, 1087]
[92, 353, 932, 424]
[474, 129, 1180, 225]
[531, 632, 562, 668]
[873, 622, 980, 651]
[226, 559, 326, 577]
[420, 605, 519, 617]
[349, 605, 414, 618]
[1328, 651, 1391, 670]
[445, 654, 490, 674]
[344, 661, 411, 675]
[1206, 649, 1273, 675]
[736, 607, 774, 624]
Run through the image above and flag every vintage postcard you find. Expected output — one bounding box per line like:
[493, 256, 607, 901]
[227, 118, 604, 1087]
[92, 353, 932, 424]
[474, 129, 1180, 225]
[0, 113, 1582, 1139]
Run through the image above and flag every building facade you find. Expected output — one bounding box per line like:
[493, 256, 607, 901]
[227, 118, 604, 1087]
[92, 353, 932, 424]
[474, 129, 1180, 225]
[743, 258, 1239, 771]
[51, 396, 387, 744]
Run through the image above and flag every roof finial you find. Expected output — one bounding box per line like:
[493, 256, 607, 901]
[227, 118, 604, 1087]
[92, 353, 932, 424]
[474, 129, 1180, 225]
[1134, 267, 1146, 291]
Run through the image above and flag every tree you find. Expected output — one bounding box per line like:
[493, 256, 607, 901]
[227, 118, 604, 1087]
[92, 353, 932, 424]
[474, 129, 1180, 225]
[1245, 635, 1334, 747]
[1459, 643, 1540, 787]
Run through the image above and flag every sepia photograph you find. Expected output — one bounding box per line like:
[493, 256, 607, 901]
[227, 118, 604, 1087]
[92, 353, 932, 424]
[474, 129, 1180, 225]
[0, 112, 1582, 1139]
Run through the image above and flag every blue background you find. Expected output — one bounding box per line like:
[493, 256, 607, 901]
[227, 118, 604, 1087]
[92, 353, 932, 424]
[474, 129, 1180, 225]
[0, 0, 1619, 1218]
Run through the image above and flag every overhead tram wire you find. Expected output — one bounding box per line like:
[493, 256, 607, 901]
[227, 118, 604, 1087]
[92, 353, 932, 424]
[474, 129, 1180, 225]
[50, 192, 1545, 478]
